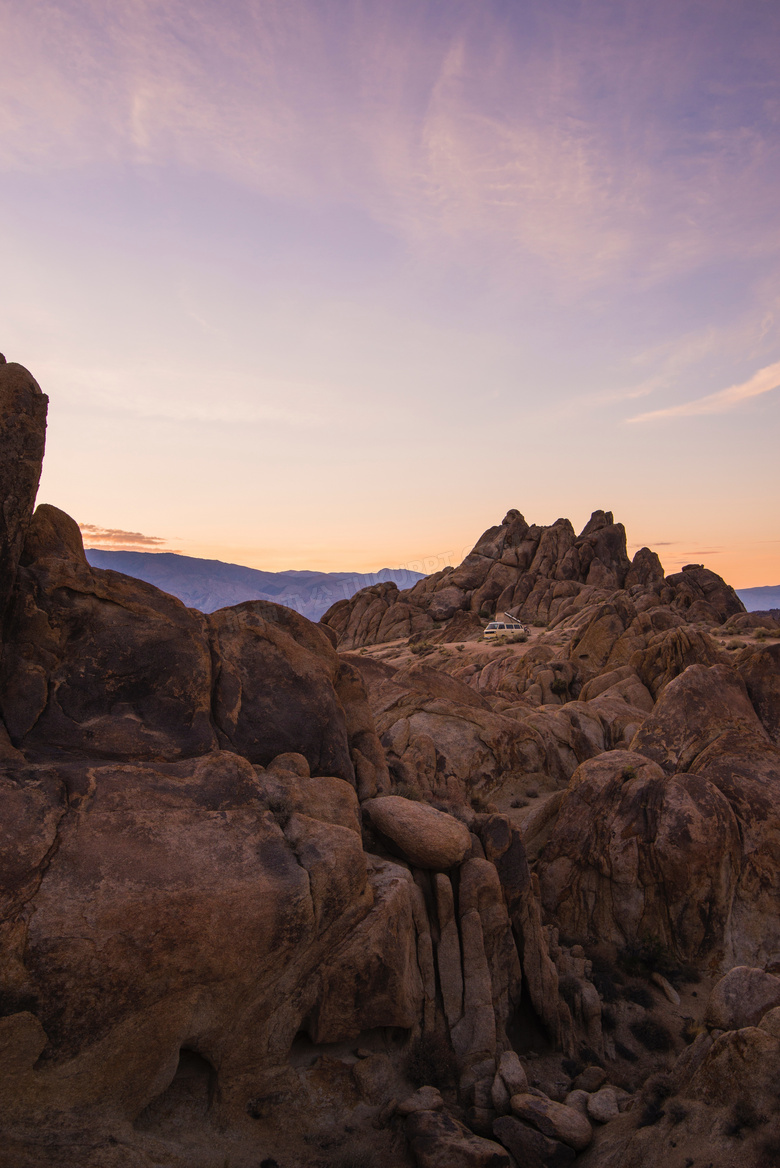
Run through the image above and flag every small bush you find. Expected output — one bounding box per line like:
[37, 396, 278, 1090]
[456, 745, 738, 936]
[550, 677, 568, 696]
[615, 1041, 639, 1063]
[667, 1100, 689, 1127]
[532, 619, 546, 628]
[525, 787, 539, 798]
[680, 1017, 704, 1045]
[456, 644, 465, 651]
[623, 984, 653, 1008]
[637, 1101, 665, 1128]
[621, 765, 637, 782]
[618, 937, 683, 984]
[511, 797, 529, 808]
[630, 1018, 674, 1052]
[410, 641, 435, 656]
[393, 783, 423, 801]
[638, 1073, 674, 1123]
[592, 970, 620, 1003]
[407, 1032, 457, 1090]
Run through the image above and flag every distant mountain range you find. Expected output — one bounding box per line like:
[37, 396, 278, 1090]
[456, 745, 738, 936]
[737, 585, 780, 613]
[85, 549, 778, 624]
[84, 550, 424, 622]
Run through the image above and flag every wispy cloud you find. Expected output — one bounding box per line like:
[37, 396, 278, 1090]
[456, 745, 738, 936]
[79, 524, 171, 551]
[626, 359, 780, 423]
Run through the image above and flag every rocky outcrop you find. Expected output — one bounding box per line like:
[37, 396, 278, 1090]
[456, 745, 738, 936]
[0, 361, 48, 631]
[322, 508, 744, 649]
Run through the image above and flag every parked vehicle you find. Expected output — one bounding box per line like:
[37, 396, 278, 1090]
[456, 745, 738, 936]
[483, 618, 525, 639]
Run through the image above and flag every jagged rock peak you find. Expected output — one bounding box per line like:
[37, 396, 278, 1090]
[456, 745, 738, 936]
[578, 509, 614, 537]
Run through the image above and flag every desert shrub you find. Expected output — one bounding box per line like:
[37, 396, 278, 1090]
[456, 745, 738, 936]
[623, 984, 653, 1008]
[724, 1099, 768, 1138]
[601, 1005, 617, 1032]
[532, 619, 546, 628]
[407, 1032, 457, 1090]
[727, 639, 747, 650]
[510, 797, 529, 808]
[410, 641, 435, 656]
[637, 1101, 665, 1128]
[667, 1100, 689, 1127]
[507, 630, 528, 643]
[592, 970, 620, 1003]
[754, 628, 769, 640]
[456, 644, 465, 651]
[621, 765, 637, 782]
[393, 783, 423, 801]
[525, 787, 539, 798]
[550, 677, 568, 696]
[479, 608, 492, 619]
[614, 1041, 639, 1063]
[630, 1018, 674, 1052]
[680, 1017, 704, 1045]
[618, 937, 684, 985]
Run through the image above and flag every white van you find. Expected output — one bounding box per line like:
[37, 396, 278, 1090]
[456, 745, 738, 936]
[483, 619, 526, 640]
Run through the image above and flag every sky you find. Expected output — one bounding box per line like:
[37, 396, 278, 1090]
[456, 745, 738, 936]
[1, 0, 778, 587]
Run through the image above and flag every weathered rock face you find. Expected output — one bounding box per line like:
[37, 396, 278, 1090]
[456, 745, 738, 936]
[535, 749, 742, 965]
[535, 663, 780, 970]
[705, 966, 780, 1031]
[209, 600, 354, 780]
[0, 362, 48, 631]
[1, 505, 217, 761]
[322, 507, 744, 649]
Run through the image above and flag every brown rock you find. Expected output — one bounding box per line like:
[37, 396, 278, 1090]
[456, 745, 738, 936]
[572, 1066, 607, 1093]
[536, 750, 741, 963]
[397, 1085, 444, 1114]
[738, 642, 780, 746]
[586, 1087, 619, 1123]
[361, 796, 471, 869]
[493, 1114, 576, 1165]
[705, 966, 780, 1030]
[405, 1108, 512, 1167]
[509, 1093, 592, 1151]
[631, 663, 770, 775]
[1, 505, 216, 760]
[0, 361, 48, 628]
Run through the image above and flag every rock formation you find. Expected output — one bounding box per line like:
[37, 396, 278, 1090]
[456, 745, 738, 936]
[2, 358, 779, 1168]
[321, 508, 742, 649]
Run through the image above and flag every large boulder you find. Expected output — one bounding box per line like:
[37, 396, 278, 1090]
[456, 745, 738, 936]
[509, 1093, 592, 1151]
[361, 795, 471, 869]
[405, 1108, 512, 1167]
[705, 966, 780, 1030]
[536, 750, 741, 963]
[0, 505, 216, 760]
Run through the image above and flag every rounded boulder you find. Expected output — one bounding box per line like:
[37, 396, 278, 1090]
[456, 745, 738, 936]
[361, 796, 471, 870]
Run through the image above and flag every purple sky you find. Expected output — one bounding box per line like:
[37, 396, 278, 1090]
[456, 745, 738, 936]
[2, 0, 779, 585]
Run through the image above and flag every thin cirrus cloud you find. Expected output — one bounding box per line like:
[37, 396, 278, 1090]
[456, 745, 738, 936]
[2, 1, 778, 295]
[626, 359, 780, 423]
